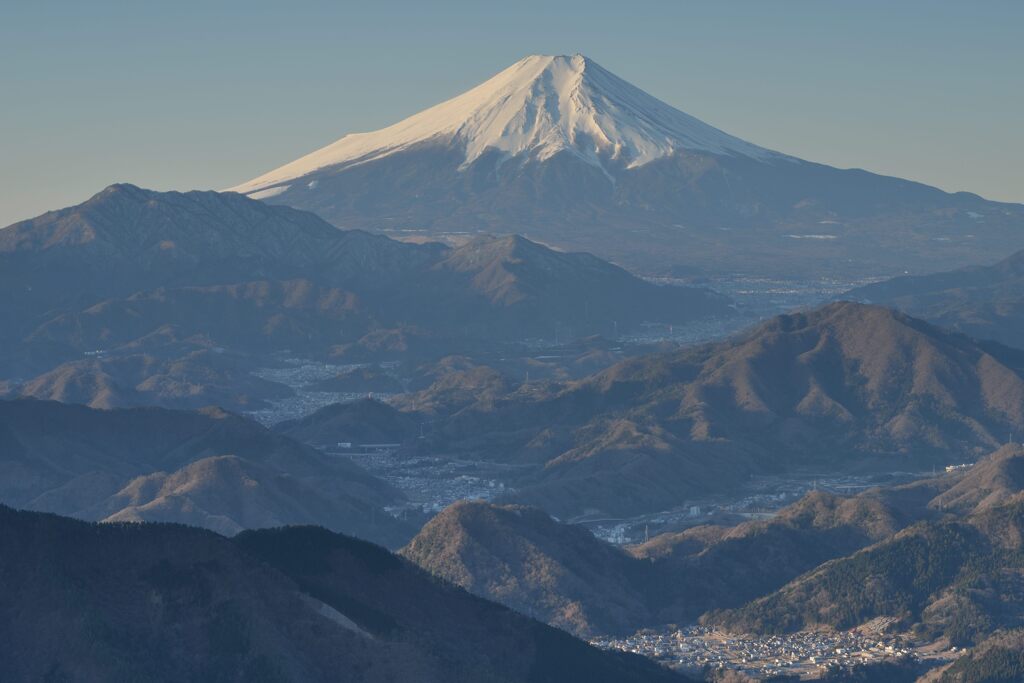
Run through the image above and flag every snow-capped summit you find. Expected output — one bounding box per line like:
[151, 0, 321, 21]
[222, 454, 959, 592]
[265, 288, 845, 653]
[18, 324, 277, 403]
[227, 54, 1024, 280]
[230, 54, 780, 198]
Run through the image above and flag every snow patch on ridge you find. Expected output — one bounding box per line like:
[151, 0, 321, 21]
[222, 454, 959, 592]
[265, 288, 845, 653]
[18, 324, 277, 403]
[248, 185, 290, 200]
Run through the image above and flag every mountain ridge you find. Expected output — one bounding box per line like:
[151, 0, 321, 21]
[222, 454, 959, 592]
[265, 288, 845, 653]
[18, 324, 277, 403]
[849, 247, 1024, 350]
[416, 302, 1024, 517]
[0, 186, 730, 405]
[0, 185, 728, 352]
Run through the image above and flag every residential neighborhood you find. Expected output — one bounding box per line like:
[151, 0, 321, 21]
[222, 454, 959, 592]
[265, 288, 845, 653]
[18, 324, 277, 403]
[592, 625, 957, 680]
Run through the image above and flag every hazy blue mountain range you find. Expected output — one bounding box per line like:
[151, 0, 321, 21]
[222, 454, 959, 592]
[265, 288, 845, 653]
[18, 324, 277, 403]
[0, 184, 728, 410]
[851, 247, 1024, 351]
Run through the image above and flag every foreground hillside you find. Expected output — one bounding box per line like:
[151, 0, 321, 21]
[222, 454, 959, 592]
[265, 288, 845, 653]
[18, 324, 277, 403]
[0, 505, 684, 682]
[413, 302, 1024, 517]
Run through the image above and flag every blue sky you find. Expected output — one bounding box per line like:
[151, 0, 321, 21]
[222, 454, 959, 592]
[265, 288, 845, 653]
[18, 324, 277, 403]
[1, 0, 1021, 226]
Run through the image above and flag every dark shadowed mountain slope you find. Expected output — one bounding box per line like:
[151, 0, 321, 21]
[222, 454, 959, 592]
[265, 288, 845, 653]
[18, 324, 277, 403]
[230, 55, 1024, 279]
[849, 248, 1024, 350]
[238, 525, 687, 683]
[0, 398, 410, 546]
[423, 302, 1024, 517]
[0, 506, 686, 682]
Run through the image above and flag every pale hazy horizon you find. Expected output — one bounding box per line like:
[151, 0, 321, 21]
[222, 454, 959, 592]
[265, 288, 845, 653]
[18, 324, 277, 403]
[2, 0, 1022, 226]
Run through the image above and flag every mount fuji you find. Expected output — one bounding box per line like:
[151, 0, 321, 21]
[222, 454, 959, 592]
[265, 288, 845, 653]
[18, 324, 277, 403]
[230, 54, 1024, 278]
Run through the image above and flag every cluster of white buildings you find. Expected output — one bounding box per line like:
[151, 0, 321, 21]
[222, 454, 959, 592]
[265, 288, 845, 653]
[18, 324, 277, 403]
[592, 625, 916, 679]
